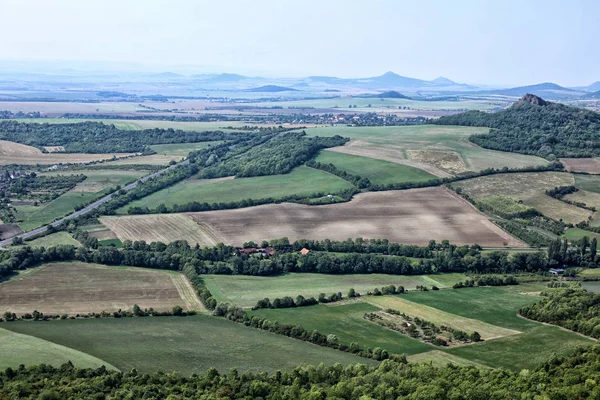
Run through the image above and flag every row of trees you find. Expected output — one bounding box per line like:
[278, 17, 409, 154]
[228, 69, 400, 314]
[3, 344, 600, 398]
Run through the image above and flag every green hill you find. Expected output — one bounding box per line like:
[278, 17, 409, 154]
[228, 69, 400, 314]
[432, 94, 600, 158]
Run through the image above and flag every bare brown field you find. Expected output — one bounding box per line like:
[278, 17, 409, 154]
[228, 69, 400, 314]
[186, 187, 523, 247]
[100, 214, 224, 246]
[0, 224, 23, 240]
[43, 146, 65, 153]
[0, 140, 42, 156]
[407, 150, 468, 175]
[561, 158, 600, 174]
[0, 101, 143, 115]
[0, 262, 204, 315]
[454, 172, 592, 224]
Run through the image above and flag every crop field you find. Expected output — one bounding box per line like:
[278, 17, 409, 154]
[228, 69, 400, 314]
[0, 224, 23, 239]
[314, 150, 436, 185]
[203, 272, 467, 308]
[182, 187, 524, 247]
[303, 125, 549, 175]
[0, 327, 116, 370]
[364, 295, 521, 340]
[0, 101, 144, 115]
[406, 350, 490, 369]
[561, 158, 600, 174]
[15, 192, 99, 231]
[102, 154, 184, 166]
[252, 302, 435, 356]
[100, 213, 224, 247]
[0, 262, 203, 315]
[120, 166, 354, 212]
[562, 228, 600, 241]
[16, 232, 80, 248]
[453, 172, 592, 224]
[2, 316, 374, 374]
[0, 139, 135, 165]
[44, 169, 147, 193]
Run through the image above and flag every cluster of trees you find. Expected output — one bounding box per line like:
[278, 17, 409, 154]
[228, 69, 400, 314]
[477, 195, 540, 219]
[452, 275, 518, 288]
[0, 120, 238, 153]
[5, 345, 600, 398]
[546, 185, 596, 211]
[520, 288, 600, 338]
[305, 160, 371, 188]
[198, 131, 348, 178]
[214, 303, 394, 362]
[432, 95, 600, 158]
[493, 219, 554, 247]
[2, 305, 193, 322]
[547, 237, 598, 266]
[2, 173, 86, 203]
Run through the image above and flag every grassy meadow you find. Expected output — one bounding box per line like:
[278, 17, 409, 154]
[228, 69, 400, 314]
[315, 150, 436, 185]
[203, 272, 466, 308]
[118, 166, 354, 212]
[1, 316, 374, 374]
[149, 141, 222, 157]
[18, 232, 80, 248]
[304, 125, 549, 173]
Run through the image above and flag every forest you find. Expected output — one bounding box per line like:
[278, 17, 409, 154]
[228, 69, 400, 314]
[2, 344, 600, 399]
[432, 94, 600, 158]
[0, 121, 239, 153]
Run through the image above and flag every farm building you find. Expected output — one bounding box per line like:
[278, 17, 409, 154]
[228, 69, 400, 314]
[300, 248, 310, 255]
[549, 268, 565, 275]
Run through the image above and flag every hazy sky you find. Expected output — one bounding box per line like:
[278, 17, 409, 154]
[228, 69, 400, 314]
[2, 0, 599, 86]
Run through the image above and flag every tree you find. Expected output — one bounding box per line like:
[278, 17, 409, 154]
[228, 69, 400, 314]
[591, 237, 597, 260]
[347, 288, 356, 298]
[470, 331, 481, 342]
[581, 236, 590, 256]
[172, 305, 184, 316]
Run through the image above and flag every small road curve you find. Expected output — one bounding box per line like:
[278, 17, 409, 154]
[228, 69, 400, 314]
[0, 160, 189, 247]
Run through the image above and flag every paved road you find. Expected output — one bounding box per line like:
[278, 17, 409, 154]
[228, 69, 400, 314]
[0, 160, 189, 247]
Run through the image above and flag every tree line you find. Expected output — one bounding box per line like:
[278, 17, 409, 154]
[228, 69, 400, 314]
[3, 344, 600, 398]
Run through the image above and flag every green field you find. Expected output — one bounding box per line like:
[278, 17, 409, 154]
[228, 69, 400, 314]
[574, 174, 600, 193]
[582, 281, 600, 293]
[17, 232, 80, 248]
[204, 272, 466, 308]
[119, 166, 354, 212]
[149, 141, 223, 157]
[304, 125, 549, 173]
[0, 327, 116, 370]
[1, 316, 374, 374]
[315, 150, 435, 185]
[252, 302, 434, 356]
[562, 228, 600, 241]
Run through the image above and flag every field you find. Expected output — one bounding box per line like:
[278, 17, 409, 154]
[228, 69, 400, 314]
[364, 295, 521, 340]
[17, 231, 80, 248]
[1, 316, 374, 374]
[562, 228, 600, 241]
[582, 281, 600, 293]
[0, 327, 116, 370]
[304, 125, 549, 176]
[100, 214, 224, 246]
[203, 272, 467, 308]
[120, 166, 354, 212]
[103, 187, 524, 247]
[0, 139, 135, 165]
[314, 150, 436, 185]
[561, 158, 600, 174]
[252, 302, 435, 356]
[574, 174, 600, 193]
[406, 351, 489, 368]
[0, 262, 203, 315]
[44, 169, 147, 192]
[453, 172, 592, 224]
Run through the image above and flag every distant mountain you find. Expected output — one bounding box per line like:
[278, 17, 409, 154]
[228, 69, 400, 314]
[584, 82, 600, 92]
[148, 72, 184, 79]
[201, 73, 250, 83]
[472, 82, 581, 99]
[429, 76, 459, 86]
[583, 90, 600, 99]
[245, 85, 298, 92]
[432, 94, 600, 158]
[358, 90, 410, 99]
[361, 71, 426, 88]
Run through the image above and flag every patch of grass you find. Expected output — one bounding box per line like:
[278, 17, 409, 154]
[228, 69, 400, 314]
[582, 281, 600, 293]
[119, 166, 354, 212]
[447, 325, 594, 371]
[251, 302, 434, 356]
[203, 273, 467, 308]
[149, 141, 222, 158]
[314, 150, 435, 185]
[563, 228, 600, 241]
[19, 232, 80, 248]
[1, 316, 374, 374]
[407, 350, 490, 369]
[15, 192, 99, 231]
[0, 327, 117, 370]
[574, 174, 600, 193]
[580, 268, 600, 276]
[478, 195, 538, 219]
[98, 238, 122, 248]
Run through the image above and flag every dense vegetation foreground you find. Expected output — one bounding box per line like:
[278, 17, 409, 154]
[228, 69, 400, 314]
[2, 345, 600, 399]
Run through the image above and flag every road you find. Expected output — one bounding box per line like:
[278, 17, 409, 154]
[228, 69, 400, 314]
[0, 160, 189, 247]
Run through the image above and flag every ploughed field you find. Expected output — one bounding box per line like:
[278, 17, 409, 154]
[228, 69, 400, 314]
[0, 262, 203, 315]
[101, 187, 525, 247]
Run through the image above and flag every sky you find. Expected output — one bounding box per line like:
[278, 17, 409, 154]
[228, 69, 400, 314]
[1, 0, 599, 86]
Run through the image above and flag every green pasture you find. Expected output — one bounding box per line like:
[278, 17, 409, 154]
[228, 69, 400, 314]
[304, 125, 549, 172]
[119, 165, 354, 212]
[574, 173, 600, 193]
[149, 141, 222, 157]
[203, 272, 466, 308]
[1, 316, 373, 374]
[563, 228, 600, 241]
[315, 150, 435, 185]
[17, 232, 80, 248]
[251, 302, 434, 356]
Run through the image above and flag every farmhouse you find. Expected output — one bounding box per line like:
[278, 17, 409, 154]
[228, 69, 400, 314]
[549, 268, 565, 275]
[300, 248, 310, 255]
